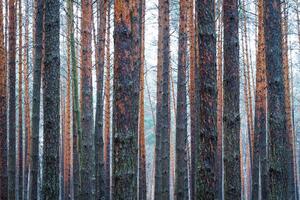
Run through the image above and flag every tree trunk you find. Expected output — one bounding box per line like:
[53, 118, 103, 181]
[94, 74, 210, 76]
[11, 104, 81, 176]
[112, 0, 141, 199]
[23, 0, 31, 197]
[188, 0, 195, 198]
[80, 0, 94, 197]
[264, 0, 295, 198]
[64, 13, 71, 199]
[281, 2, 298, 197]
[69, 0, 81, 196]
[138, 0, 147, 199]
[94, 0, 107, 199]
[154, 0, 170, 199]
[223, 0, 241, 197]
[17, 0, 23, 197]
[30, 0, 43, 198]
[42, 0, 60, 197]
[104, 2, 111, 199]
[216, 3, 223, 199]
[0, 0, 8, 197]
[8, 0, 16, 197]
[196, 0, 217, 198]
[175, 0, 188, 199]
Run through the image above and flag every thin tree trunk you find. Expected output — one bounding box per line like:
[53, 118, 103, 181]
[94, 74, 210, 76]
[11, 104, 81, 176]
[30, 0, 43, 198]
[94, 0, 107, 198]
[188, 0, 195, 198]
[175, 0, 188, 199]
[17, 0, 23, 197]
[264, 0, 295, 197]
[223, 0, 241, 197]
[23, 0, 31, 197]
[64, 15, 72, 199]
[252, 0, 267, 198]
[0, 0, 8, 197]
[138, 0, 147, 199]
[80, 0, 94, 197]
[196, 0, 217, 198]
[104, 2, 111, 199]
[69, 0, 81, 195]
[154, 0, 170, 199]
[8, 0, 17, 197]
[216, 5, 223, 199]
[112, 0, 141, 199]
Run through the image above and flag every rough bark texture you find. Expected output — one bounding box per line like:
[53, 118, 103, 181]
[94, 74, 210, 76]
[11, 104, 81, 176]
[175, 0, 188, 199]
[216, 6, 223, 200]
[264, 0, 295, 198]
[0, 0, 8, 197]
[282, 3, 298, 197]
[223, 0, 241, 198]
[94, 0, 107, 199]
[80, 0, 94, 198]
[196, 0, 217, 198]
[30, 0, 43, 198]
[112, 0, 141, 199]
[69, 0, 81, 195]
[188, 0, 195, 198]
[252, 0, 267, 198]
[42, 0, 60, 197]
[23, 0, 31, 197]
[104, 2, 111, 200]
[8, 0, 16, 197]
[138, 0, 147, 199]
[154, 0, 170, 199]
[17, 0, 23, 198]
[64, 13, 71, 199]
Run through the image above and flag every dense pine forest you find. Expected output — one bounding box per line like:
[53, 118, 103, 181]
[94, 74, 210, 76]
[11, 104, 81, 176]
[0, 0, 299, 199]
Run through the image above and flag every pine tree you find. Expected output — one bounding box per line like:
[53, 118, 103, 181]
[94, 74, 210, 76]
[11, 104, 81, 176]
[196, 0, 218, 198]
[264, 0, 295, 197]
[80, 0, 94, 197]
[154, 0, 170, 199]
[223, 0, 241, 198]
[0, 0, 8, 197]
[42, 0, 60, 197]
[175, 0, 189, 199]
[8, 0, 17, 197]
[112, 0, 142, 198]
[30, 0, 44, 198]
[252, 0, 267, 198]
[95, 0, 107, 198]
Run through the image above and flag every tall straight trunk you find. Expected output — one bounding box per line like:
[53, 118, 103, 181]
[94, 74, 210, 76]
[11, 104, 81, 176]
[8, 0, 16, 197]
[282, 2, 298, 196]
[252, 0, 267, 198]
[264, 0, 295, 198]
[138, 0, 146, 199]
[30, 0, 43, 198]
[94, 0, 107, 199]
[104, 2, 111, 199]
[154, 0, 170, 199]
[223, 0, 241, 198]
[69, 0, 81, 196]
[80, 0, 93, 197]
[188, 0, 195, 198]
[42, 0, 60, 197]
[17, 0, 23, 197]
[0, 0, 8, 197]
[196, 0, 217, 198]
[64, 15, 71, 199]
[175, 0, 188, 199]
[216, 5, 223, 199]
[112, 0, 141, 199]
[23, 0, 31, 197]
